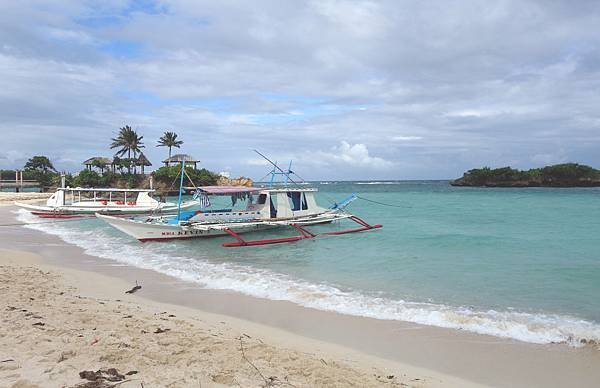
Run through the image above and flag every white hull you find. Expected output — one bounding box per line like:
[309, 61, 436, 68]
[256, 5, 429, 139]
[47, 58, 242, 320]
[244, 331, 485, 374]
[15, 200, 197, 215]
[96, 212, 343, 242]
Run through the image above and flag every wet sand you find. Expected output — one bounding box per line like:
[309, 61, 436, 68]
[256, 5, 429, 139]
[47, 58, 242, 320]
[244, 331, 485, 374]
[1, 205, 599, 387]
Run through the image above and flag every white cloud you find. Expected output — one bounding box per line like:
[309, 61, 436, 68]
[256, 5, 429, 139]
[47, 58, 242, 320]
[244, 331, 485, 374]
[392, 135, 423, 141]
[1, 1, 600, 179]
[304, 141, 393, 169]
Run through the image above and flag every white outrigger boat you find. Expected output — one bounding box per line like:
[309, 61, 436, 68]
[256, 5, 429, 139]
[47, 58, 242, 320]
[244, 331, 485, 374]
[96, 185, 381, 246]
[96, 154, 382, 247]
[15, 187, 197, 218]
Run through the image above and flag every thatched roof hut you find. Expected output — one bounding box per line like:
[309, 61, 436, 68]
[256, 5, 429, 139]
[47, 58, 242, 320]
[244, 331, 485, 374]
[83, 157, 114, 171]
[136, 153, 152, 174]
[162, 154, 199, 169]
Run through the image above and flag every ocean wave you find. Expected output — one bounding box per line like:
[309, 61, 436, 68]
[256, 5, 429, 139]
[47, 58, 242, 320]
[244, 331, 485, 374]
[15, 209, 600, 346]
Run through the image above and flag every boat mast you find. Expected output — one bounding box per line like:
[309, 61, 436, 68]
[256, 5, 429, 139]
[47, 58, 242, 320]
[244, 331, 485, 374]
[176, 160, 185, 221]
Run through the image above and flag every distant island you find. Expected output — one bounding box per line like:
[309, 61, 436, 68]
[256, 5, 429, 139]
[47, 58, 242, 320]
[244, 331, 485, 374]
[451, 163, 600, 187]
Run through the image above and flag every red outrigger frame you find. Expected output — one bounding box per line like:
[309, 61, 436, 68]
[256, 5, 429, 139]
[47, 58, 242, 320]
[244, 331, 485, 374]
[222, 215, 382, 247]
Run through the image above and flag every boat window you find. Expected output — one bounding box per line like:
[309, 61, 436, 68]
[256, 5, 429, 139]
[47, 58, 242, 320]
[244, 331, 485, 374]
[257, 194, 267, 205]
[301, 193, 308, 210]
[287, 192, 301, 211]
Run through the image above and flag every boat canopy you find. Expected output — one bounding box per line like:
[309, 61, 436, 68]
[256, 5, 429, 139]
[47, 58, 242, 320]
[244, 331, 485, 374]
[58, 187, 154, 193]
[197, 186, 262, 195]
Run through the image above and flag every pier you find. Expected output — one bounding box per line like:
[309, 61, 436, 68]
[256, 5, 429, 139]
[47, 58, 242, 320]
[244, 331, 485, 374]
[0, 170, 41, 192]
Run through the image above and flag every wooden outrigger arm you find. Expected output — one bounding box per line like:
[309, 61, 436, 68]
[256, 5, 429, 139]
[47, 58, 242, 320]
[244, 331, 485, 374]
[222, 215, 382, 247]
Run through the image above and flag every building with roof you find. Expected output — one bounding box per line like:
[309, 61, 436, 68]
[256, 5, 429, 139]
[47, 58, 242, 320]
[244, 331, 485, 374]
[83, 157, 115, 173]
[162, 154, 199, 169]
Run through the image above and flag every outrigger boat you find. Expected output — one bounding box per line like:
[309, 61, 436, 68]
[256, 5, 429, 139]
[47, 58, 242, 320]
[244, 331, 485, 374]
[96, 153, 382, 247]
[15, 187, 197, 218]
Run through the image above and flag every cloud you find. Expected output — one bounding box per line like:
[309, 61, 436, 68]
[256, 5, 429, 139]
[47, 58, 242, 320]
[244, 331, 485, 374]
[1, 1, 600, 179]
[392, 136, 423, 141]
[301, 141, 393, 170]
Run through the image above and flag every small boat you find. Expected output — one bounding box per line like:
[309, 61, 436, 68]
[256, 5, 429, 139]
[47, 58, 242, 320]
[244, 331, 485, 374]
[15, 187, 197, 216]
[96, 153, 382, 247]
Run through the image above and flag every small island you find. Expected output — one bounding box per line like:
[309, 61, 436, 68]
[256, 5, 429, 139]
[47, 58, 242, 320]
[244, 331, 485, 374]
[451, 163, 600, 187]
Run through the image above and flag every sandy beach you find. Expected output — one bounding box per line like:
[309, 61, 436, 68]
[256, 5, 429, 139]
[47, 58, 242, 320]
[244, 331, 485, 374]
[1, 204, 599, 387]
[0, 192, 51, 207]
[0, 250, 445, 387]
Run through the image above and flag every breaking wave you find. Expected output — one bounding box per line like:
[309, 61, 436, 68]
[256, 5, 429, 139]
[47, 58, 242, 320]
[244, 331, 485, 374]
[16, 209, 600, 346]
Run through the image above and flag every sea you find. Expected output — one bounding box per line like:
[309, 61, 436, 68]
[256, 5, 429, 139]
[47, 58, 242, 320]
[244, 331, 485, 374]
[16, 181, 600, 346]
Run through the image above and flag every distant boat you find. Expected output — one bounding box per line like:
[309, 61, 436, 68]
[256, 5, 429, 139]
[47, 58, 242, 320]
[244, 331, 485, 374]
[15, 187, 197, 218]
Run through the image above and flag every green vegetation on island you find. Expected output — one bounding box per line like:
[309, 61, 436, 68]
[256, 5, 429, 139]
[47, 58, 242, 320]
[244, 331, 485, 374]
[451, 163, 600, 187]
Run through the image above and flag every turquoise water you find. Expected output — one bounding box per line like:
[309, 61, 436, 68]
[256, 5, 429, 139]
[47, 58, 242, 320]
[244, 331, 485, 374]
[18, 181, 600, 344]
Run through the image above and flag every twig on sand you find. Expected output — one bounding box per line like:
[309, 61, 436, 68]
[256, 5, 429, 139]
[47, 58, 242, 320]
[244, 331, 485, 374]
[239, 336, 271, 386]
[1, 359, 15, 363]
[237, 336, 297, 388]
[125, 281, 142, 294]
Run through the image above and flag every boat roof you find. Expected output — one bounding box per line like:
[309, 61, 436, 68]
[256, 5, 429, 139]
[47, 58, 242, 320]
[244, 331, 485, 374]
[196, 186, 262, 195]
[262, 187, 318, 192]
[193, 186, 318, 195]
[58, 187, 154, 193]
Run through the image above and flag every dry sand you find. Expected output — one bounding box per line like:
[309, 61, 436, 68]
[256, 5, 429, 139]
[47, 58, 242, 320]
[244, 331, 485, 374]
[0, 250, 469, 388]
[0, 193, 51, 207]
[1, 205, 599, 388]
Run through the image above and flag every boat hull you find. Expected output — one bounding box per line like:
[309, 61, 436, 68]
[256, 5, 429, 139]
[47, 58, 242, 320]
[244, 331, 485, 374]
[15, 200, 197, 215]
[96, 213, 275, 241]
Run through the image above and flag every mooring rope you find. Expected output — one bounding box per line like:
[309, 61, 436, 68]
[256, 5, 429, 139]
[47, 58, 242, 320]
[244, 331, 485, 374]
[355, 195, 411, 208]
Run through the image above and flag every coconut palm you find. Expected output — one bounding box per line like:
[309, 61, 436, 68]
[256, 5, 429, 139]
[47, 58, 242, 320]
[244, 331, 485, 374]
[110, 125, 145, 174]
[157, 131, 183, 159]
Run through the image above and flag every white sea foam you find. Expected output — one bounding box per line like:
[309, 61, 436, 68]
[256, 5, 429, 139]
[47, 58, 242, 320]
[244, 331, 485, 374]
[355, 181, 400, 185]
[16, 209, 600, 346]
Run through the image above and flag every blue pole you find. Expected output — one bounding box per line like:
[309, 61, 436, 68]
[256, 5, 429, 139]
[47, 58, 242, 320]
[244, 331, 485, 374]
[176, 160, 185, 221]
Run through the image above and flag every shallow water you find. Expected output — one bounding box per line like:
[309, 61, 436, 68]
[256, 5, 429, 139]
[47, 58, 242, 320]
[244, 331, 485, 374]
[17, 181, 600, 345]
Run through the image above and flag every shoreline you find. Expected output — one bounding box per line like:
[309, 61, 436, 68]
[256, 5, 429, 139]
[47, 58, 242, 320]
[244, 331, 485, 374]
[2, 205, 599, 387]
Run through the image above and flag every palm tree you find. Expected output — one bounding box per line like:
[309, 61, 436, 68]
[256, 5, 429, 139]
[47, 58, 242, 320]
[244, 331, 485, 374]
[110, 125, 145, 174]
[157, 131, 183, 160]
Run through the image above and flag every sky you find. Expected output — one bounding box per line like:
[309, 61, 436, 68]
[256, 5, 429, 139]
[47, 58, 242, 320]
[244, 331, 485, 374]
[1, 0, 599, 180]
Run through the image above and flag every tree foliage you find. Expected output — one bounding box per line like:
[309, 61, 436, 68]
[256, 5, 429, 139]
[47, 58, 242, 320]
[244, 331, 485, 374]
[153, 166, 219, 187]
[110, 125, 145, 173]
[22, 156, 57, 187]
[452, 163, 600, 187]
[24, 156, 56, 172]
[157, 131, 183, 159]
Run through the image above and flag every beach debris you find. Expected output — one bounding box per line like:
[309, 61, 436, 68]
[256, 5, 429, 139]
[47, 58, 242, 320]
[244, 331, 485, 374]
[58, 350, 76, 363]
[238, 335, 277, 387]
[90, 338, 100, 346]
[80, 368, 125, 382]
[73, 368, 138, 387]
[125, 281, 142, 294]
[32, 322, 45, 326]
[154, 327, 170, 334]
[1, 359, 15, 362]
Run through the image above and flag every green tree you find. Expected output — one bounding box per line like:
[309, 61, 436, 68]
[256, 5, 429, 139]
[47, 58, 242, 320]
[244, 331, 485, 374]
[90, 159, 107, 174]
[110, 125, 145, 174]
[157, 131, 183, 159]
[74, 170, 101, 187]
[23, 156, 57, 188]
[24, 156, 56, 173]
